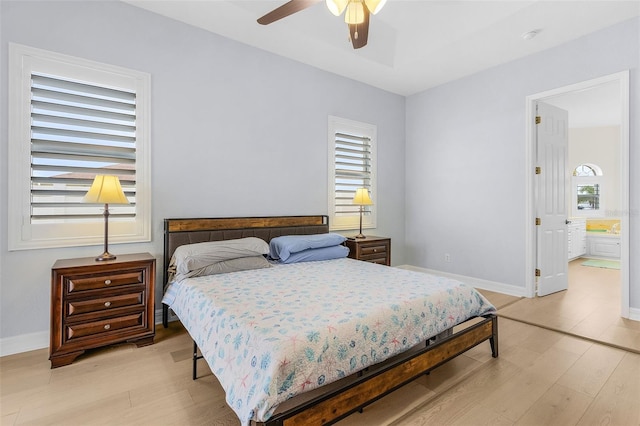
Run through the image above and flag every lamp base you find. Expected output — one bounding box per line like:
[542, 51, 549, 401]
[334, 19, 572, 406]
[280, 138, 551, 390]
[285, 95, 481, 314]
[95, 252, 116, 261]
[354, 233, 367, 239]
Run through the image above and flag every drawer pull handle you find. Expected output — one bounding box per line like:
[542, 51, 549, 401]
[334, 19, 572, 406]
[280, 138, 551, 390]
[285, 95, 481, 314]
[104, 324, 111, 330]
[104, 279, 112, 285]
[373, 249, 377, 252]
[104, 301, 111, 307]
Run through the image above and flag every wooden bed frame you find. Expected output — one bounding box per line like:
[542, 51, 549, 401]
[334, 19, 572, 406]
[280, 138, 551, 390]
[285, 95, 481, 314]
[163, 215, 498, 426]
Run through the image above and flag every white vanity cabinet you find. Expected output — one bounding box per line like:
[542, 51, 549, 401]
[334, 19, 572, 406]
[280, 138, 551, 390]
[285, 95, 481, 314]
[567, 218, 587, 260]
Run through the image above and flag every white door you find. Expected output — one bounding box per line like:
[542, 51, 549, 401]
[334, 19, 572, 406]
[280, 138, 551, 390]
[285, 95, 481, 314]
[536, 102, 569, 296]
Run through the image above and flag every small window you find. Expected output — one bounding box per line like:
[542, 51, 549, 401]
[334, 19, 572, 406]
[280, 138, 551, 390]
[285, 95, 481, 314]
[572, 163, 604, 217]
[576, 184, 601, 211]
[327, 116, 377, 231]
[8, 43, 151, 250]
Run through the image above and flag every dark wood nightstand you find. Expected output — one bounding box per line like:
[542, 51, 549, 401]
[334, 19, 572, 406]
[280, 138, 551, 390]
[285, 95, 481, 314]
[344, 236, 391, 266]
[50, 253, 156, 368]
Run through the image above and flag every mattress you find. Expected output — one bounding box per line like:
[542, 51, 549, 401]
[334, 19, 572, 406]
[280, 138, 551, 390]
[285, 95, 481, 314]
[163, 257, 496, 425]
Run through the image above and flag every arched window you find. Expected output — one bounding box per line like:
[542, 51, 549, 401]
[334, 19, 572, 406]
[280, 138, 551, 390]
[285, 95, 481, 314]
[572, 163, 604, 216]
[573, 163, 602, 177]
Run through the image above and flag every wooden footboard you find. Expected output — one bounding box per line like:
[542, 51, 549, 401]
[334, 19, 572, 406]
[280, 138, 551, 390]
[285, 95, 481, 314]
[254, 314, 498, 426]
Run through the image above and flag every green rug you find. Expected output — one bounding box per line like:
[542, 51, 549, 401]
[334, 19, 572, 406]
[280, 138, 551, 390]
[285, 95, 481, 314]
[581, 259, 620, 270]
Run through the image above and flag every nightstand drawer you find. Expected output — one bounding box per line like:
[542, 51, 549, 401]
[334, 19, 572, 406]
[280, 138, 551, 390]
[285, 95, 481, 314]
[360, 253, 388, 264]
[360, 244, 387, 256]
[67, 271, 145, 293]
[67, 291, 144, 316]
[66, 312, 144, 340]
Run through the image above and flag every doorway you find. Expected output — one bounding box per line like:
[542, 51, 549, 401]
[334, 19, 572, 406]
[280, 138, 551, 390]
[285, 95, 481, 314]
[525, 71, 630, 318]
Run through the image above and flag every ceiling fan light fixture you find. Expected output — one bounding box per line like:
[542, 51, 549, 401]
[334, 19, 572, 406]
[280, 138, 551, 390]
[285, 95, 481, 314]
[344, 1, 365, 24]
[364, 0, 387, 15]
[326, 0, 348, 16]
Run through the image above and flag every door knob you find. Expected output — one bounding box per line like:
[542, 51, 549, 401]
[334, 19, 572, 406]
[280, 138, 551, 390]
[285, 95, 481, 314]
[565, 219, 572, 224]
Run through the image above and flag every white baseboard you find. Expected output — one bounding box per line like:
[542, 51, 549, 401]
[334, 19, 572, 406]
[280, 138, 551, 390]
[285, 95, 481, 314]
[629, 307, 640, 321]
[0, 330, 49, 357]
[0, 309, 175, 357]
[396, 264, 528, 298]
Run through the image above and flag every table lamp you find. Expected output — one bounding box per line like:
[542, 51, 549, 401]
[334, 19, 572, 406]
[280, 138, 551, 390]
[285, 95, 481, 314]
[352, 188, 373, 239]
[83, 175, 130, 261]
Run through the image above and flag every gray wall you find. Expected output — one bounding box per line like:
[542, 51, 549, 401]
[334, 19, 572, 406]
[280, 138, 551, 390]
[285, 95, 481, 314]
[405, 18, 639, 306]
[0, 1, 406, 345]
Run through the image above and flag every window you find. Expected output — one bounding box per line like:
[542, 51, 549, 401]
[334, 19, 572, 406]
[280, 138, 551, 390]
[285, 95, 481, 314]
[572, 163, 604, 217]
[576, 184, 601, 211]
[327, 116, 377, 231]
[574, 164, 597, 177]
[8, 43, 151, 250]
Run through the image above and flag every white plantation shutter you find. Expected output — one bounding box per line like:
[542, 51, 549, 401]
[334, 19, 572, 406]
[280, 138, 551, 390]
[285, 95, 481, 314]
[30, 73, 137, 222]
[328, 116, 377, 231]
[9, 44, 151, 250]
[334, 132, 372, 215]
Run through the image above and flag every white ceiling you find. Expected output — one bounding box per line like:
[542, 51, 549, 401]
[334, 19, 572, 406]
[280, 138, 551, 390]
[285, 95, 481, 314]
[124, 0, 639, 96]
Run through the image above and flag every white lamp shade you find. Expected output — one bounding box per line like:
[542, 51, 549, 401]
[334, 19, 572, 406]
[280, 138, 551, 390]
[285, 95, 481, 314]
[364, 0, 387, 15]
[344, 1, 365, 24]
[352, 188, 373, 205]
[83, 175, 129, 204]
[326, 0, 348, 16]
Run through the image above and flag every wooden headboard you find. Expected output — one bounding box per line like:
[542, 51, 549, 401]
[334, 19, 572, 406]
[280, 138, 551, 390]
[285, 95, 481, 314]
[163, 215, 329, 285]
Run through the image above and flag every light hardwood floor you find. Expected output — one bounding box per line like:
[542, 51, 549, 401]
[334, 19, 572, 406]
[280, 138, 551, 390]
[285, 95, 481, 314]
[2, 291, 639, 425]
[499, 258, 640, 353]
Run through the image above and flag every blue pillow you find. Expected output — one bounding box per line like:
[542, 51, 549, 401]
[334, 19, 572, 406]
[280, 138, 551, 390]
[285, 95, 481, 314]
[281, 245, 349, 264]
[269, 233, 346, 262]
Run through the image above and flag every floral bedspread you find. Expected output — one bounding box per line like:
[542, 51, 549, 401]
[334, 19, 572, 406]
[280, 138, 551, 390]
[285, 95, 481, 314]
[164, 258, 496, 425]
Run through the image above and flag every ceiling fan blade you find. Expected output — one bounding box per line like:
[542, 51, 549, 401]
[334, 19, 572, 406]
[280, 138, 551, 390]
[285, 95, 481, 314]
[257, 0, 323, 25]
[349, 7, 370, 49]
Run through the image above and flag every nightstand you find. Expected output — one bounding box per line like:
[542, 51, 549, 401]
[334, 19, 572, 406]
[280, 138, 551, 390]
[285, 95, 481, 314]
[345, 236, 391, 266]
[50, 253, 156, 368]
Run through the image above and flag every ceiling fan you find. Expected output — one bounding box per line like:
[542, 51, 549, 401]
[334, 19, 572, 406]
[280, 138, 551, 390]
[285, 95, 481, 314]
[257, 0, 388, 49]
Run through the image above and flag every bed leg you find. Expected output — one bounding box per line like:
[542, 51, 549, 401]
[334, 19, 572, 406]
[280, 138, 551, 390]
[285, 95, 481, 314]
[162, 304, 168, 328]
[490, 315, 499, 358]
[193, 341, 198, 380]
